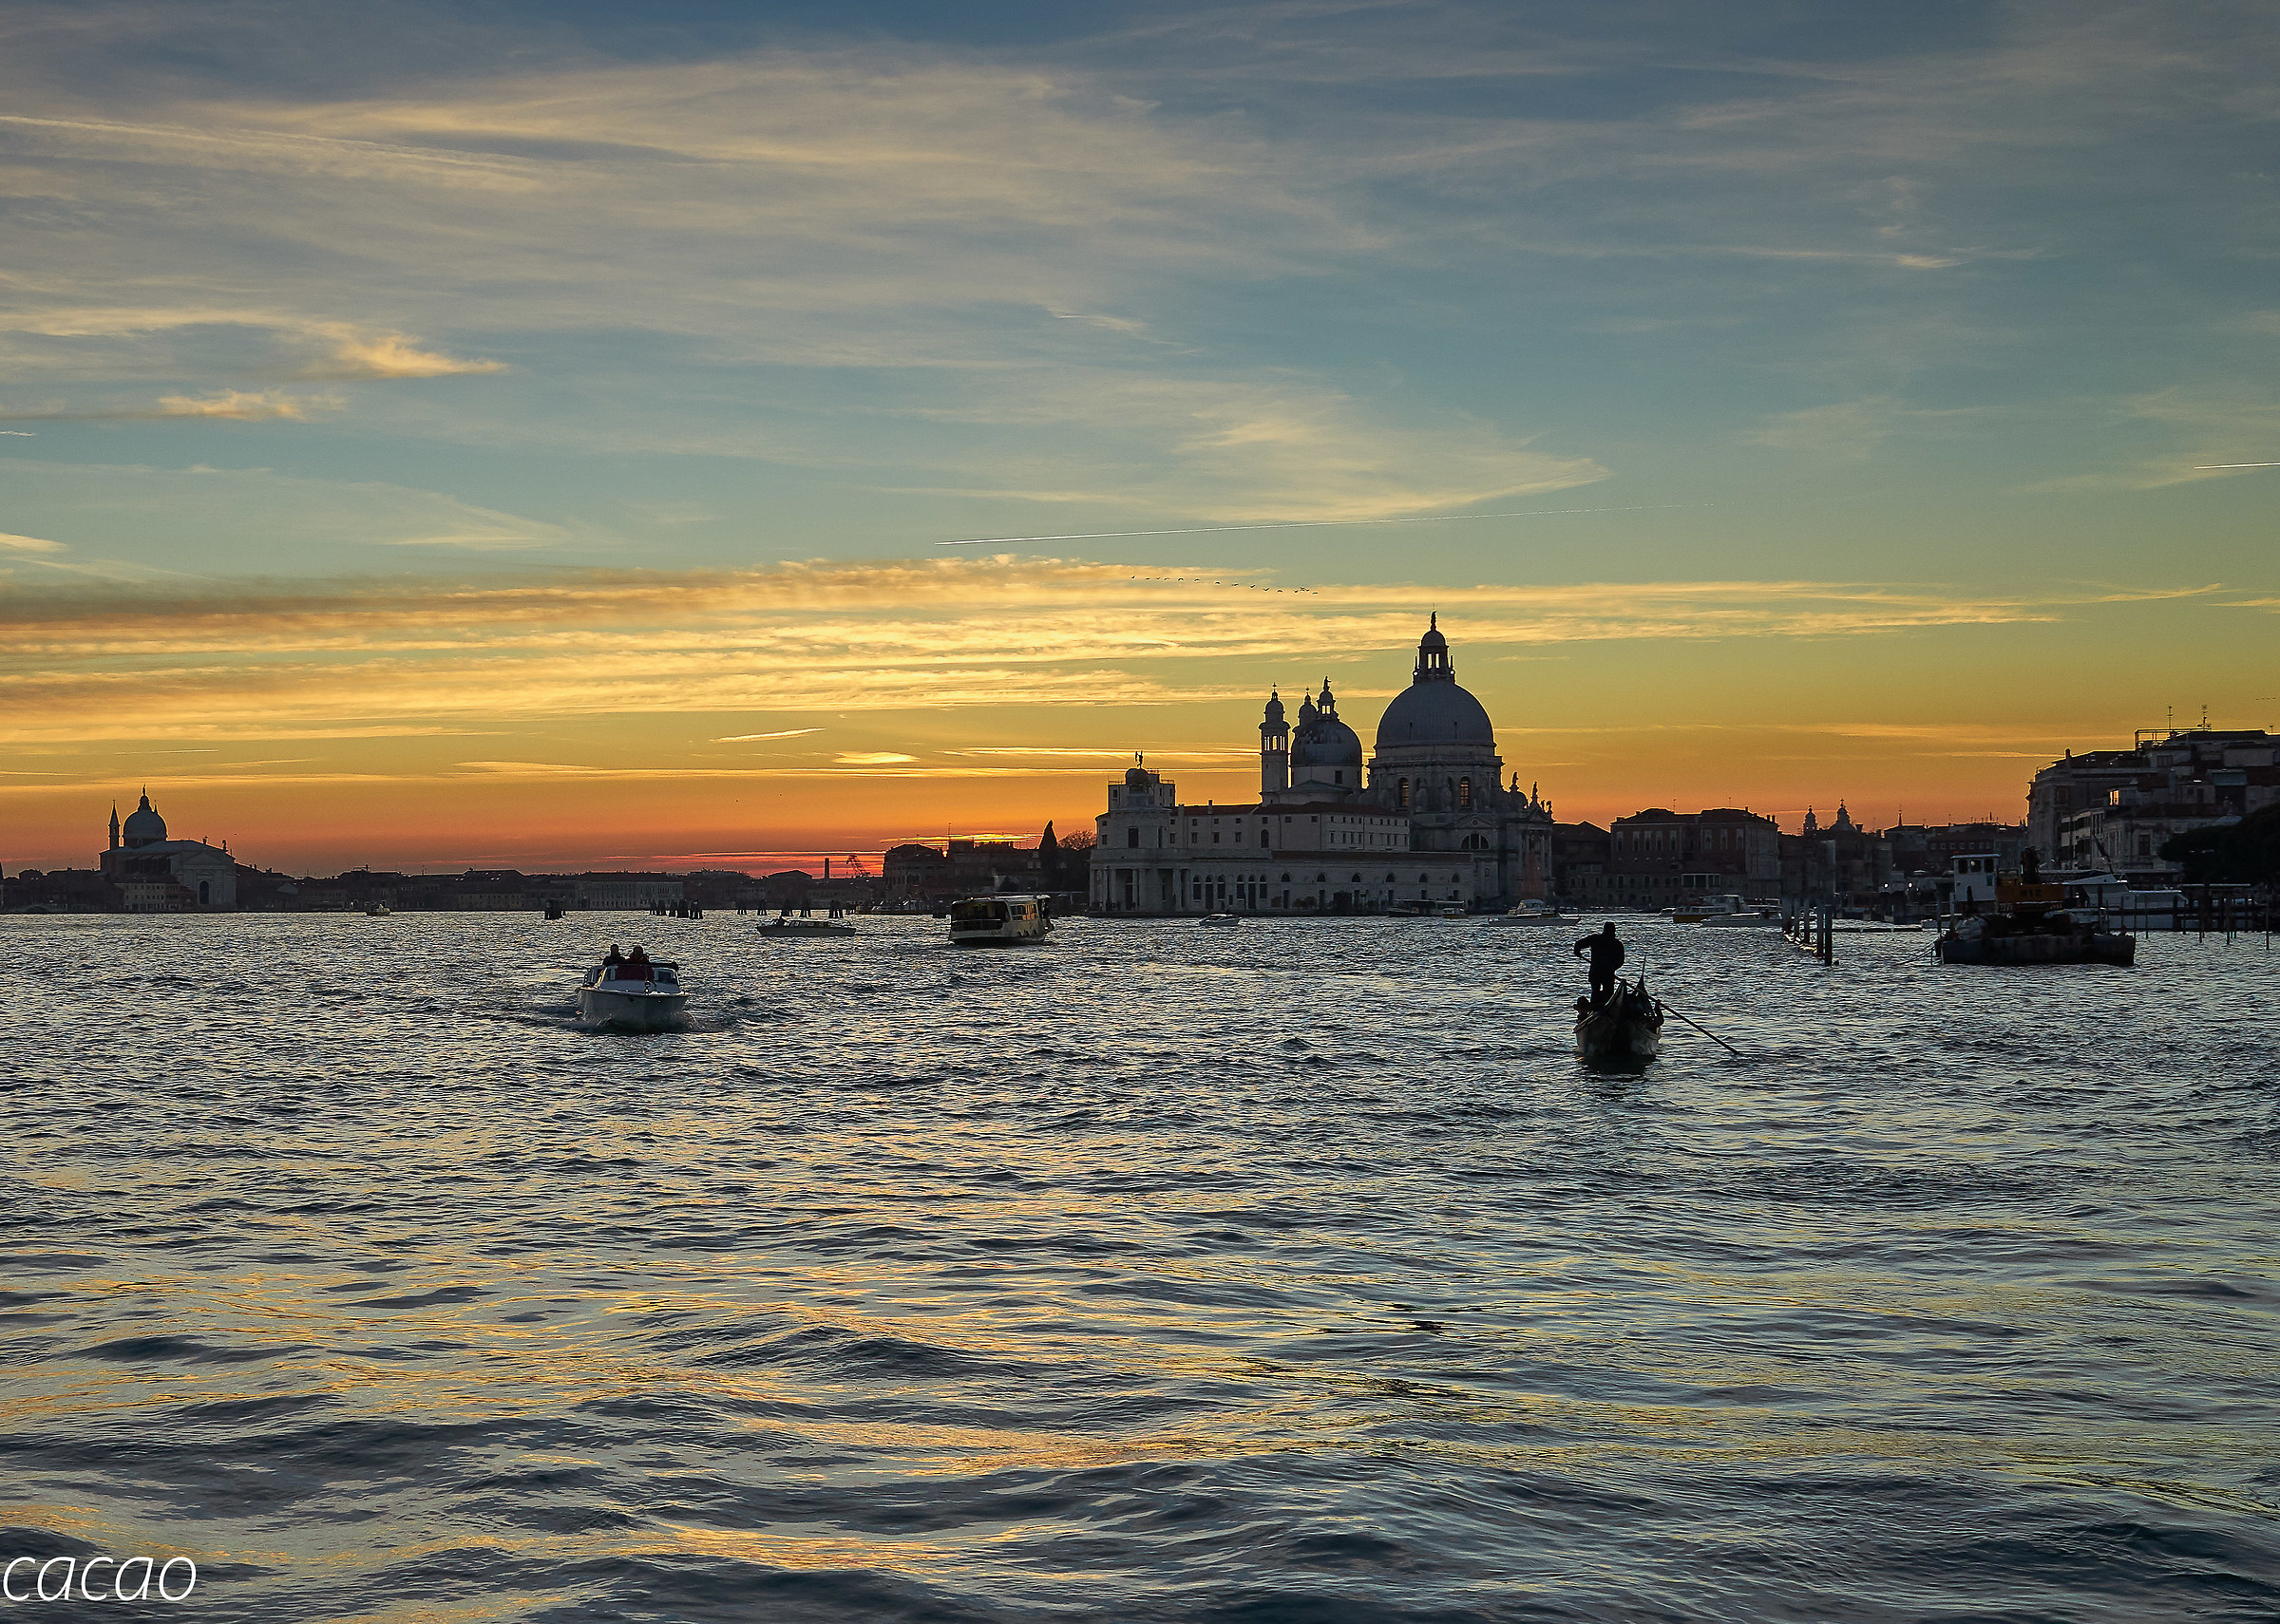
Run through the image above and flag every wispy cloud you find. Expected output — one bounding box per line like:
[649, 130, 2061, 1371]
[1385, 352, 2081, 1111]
[0, 388, 337, 422]
[0, 555, 2100, 746]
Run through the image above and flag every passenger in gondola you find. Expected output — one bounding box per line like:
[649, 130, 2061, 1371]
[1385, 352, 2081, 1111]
[1573, 922, 1624, 1004]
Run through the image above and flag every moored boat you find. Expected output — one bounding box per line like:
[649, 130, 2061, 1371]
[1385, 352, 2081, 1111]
[1197, 912, 1242, 927]
[578, 947, 688, 1029]
[1574, 977, 1664, 1067]
[949, 894, 1054, 946]
[1933, 862, 2136, 966]
[1935, 912, 2135, 965]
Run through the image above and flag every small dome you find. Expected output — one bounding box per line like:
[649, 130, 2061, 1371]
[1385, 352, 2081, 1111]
[121, 792, 167, 848]
[1292, 714, 1363, 777]
[1124, 765, 1153, 788]
[1262, 689, 1285, 725]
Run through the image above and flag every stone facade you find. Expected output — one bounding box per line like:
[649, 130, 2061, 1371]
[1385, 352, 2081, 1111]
[1091, 619, 1554, 915]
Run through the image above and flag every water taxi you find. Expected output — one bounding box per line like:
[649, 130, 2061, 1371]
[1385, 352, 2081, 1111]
[577, 949, 688, 1029]
[948, 894, 1054, 946]
[1197, 912, 1242, 927]
[758, 915, 857, 937]
[1674, 894, 1774, 925]
[1488, 899, 1570, 927]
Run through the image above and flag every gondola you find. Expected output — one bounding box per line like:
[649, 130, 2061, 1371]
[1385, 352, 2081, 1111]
[1574, 976, 1664, 1067]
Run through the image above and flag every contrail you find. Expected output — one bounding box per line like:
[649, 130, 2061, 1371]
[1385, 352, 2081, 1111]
[933, 502, 1697, 545]
[2192, 462, 2280, 469]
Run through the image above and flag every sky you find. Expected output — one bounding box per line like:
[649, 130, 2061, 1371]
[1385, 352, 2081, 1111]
[2, 0, 2276, 874]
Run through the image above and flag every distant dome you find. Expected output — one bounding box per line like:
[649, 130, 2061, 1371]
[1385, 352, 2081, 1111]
[1124, 765, 1153, 788]
[121, 792, 167, 848]
[1376, 680, 1495, 748]
[1292, 713, 1363, 777]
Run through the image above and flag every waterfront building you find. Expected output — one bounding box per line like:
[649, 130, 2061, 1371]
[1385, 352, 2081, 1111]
[1090, 619, 1555, 914]
[2027, 728, 2277, 870]
[1779, 803, 1892, 908]
[1549, 821, 1610, 904]
[1884, 821, 2029, 877]
[96, 792, 238, 911]
[1567, 806, 1781, 912]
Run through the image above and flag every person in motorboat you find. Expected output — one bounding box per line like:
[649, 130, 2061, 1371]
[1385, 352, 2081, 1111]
[1573, 923, 1625, 1004]
[622, 945, 652, 976]
[604, 943, 623, 966]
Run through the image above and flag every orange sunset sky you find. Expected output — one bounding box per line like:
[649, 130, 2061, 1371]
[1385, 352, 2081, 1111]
[4, 4, 2276, 876]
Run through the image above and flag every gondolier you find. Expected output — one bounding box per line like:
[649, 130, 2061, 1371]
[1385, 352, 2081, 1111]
[1573, 923, 1625, 1003]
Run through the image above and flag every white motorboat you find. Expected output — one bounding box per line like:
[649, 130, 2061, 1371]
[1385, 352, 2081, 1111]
[1489, 899, 1570, 927]
[757, 916, 857, 937]
[1701, 904, 1782, 928]
[577, 950, 688, 1030]
[948, 894, 1054, 946]
[1678, 894, 1778, 925]
[1197, 913, 1242, 927]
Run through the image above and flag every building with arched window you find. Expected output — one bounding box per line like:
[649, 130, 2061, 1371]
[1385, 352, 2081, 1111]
[1091, 619, 1555, 914]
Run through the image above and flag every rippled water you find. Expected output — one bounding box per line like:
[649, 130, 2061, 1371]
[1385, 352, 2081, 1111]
[4, 913, 2277, 1621]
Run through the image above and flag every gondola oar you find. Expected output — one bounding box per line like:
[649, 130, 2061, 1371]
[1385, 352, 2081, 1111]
[1655, 999, 1742, 1057]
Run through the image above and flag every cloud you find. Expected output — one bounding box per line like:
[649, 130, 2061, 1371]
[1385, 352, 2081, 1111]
[0, 554, 2094, 746]
[0, 531, 68, 553]
[712, 727, 826, 741]
[302, 326, 505, 380]
[155, 388, 327, 420]
[0, 388, 337, 422]
[0, 457, 576, 556]
[834, 751, 920, 765]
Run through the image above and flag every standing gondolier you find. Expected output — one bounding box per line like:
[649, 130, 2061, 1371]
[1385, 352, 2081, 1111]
[1573, 923, 1625, 1004]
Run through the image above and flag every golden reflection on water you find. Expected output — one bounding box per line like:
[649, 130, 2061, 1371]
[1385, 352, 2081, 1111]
[7, 917, 2278, 1620]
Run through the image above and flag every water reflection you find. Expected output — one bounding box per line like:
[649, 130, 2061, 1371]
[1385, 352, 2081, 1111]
[3, 915, 2276, 1621]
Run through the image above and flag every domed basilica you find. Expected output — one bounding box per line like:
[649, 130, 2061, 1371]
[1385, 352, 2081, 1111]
[1092, 618, 1554, 914]
[97, 791, 239, 911]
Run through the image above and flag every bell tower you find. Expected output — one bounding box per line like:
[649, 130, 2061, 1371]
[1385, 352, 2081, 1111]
[1260, 689, 1288, 794]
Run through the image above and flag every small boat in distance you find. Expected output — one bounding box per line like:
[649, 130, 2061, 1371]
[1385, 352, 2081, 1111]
[364, 903, 391, 917]
[758, 916, 857, 937]
[1489, 899, 1570, 927]
[1701, 900, 1782, 928]
[1674, 894, 1766, 924]
[1574, 977, 1663, 1067]
[578, 947, 688, 1030]
[949, 894, 1054, 946]
[1197, 913, 1242, 927]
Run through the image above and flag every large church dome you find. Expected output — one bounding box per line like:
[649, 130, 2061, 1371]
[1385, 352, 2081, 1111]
[121, 791, 167, 848]
[1375, 616, 1495, 749]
